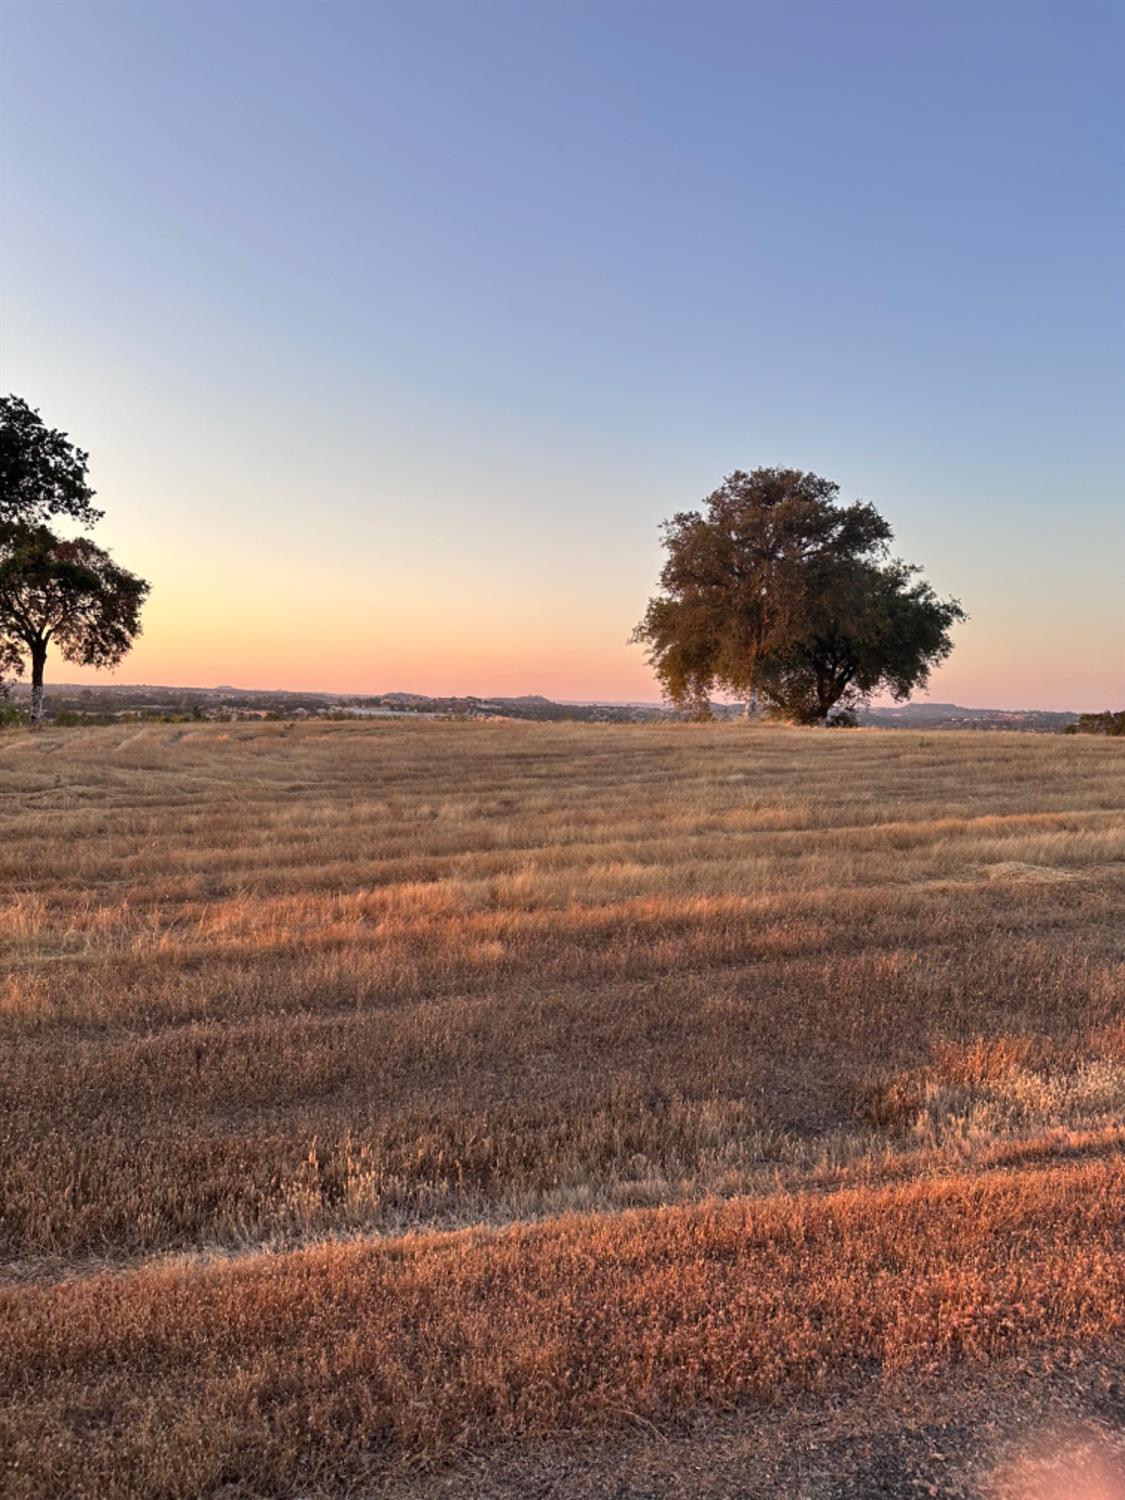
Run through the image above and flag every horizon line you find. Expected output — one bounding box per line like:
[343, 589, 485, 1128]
[7, 679, 1089, 716]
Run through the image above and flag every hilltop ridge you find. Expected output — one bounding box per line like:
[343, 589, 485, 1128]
[4, 680, 1081, 731]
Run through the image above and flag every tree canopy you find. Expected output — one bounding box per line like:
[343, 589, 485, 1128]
[755, 559, 965, 724]
[0, 396, 148, 725]
[0, 529, 149, 711]
[0, 394, 102, 529]
[633, 468, 963, 723]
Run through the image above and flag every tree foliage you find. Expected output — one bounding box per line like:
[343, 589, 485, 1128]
[0, 527, 149, 676]
[0, 633, 21, 700]
[756, 560, 965, 724]
[1065, 710, 1125, 737]
[634, 468, 963, 723]
[0, 396, 148, 723]
[0, 394, 102, 529]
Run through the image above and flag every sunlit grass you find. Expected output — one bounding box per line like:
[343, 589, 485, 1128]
[0, 719, 1122, 1496]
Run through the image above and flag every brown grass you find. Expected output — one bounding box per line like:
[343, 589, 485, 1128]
[3, 1159, 1122, 1499]
[0, 720, 1122, 1494]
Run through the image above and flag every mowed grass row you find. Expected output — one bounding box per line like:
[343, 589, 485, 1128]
[2, 1157, 1121, 1500]
[2, 721, 1123, 1496]
[1, 721, 1121, 926]
[1, 721, 1123, 1267]
[4, 950, 1124, 1263]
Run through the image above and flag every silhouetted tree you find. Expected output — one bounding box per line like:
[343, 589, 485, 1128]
[0, 528, 149, 726]
[755, 559, 964, 723]
[633, 468, 962, 723]
[0, 395, 102, 528]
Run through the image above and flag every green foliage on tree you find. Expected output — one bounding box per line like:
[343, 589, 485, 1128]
[756, 559, 965, 724]
[1065, 710, 1125, 737]
[633, 468, 964, 724]
[0, 527, 150, 725]
[0, 634, 22, 704]
[0, 396, 149, 725]
[0, 395, 102, 529]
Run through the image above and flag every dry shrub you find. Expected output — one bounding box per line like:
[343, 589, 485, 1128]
[930, 1034, 1041, 1085]
[856, 1032, 1125, 1144]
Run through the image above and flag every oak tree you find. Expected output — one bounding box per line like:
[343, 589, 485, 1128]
[755, 558, 965, 723]
[0, 528, 149, 726]
[0, 394, 102, 529]
[0, 396, 148, 724]
[634, 468, 962, 723]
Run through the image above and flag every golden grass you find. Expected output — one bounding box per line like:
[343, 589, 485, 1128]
[3, 1159, 1122, 1499]
[0, 720, 1122, 1494]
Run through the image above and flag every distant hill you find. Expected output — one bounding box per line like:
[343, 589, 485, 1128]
[856, 702, 1077, 732]
[5, 681, 1081, 732]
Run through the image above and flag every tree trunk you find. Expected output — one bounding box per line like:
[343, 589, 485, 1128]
[743, 647, 759, 720]
[29, 642, 47, 729]
[816, 671, 853, 724]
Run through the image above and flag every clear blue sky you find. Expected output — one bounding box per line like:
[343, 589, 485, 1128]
[2, 0, 1122, 707]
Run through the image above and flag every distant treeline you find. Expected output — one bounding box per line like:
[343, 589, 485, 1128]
[1064, 710, 1125, 737]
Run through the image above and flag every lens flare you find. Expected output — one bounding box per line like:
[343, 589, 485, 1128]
[983, 1428, 1125, 1500]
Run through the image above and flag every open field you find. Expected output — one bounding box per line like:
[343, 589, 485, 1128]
[1, 720, 1123, 1497]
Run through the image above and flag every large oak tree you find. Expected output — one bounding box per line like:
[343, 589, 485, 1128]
[1, 396, 148, 725]
[755, 558, 965, 723]
[0, 529, 149, 726]
[633, 468, 962, 722]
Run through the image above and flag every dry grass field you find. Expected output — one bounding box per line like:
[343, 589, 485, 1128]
[1, 719, 1123, 1498]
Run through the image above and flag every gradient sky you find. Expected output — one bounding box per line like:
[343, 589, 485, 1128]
[1, 0, 1122, 708]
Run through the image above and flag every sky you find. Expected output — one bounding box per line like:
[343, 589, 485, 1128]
[1, 0, 1122, 709]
